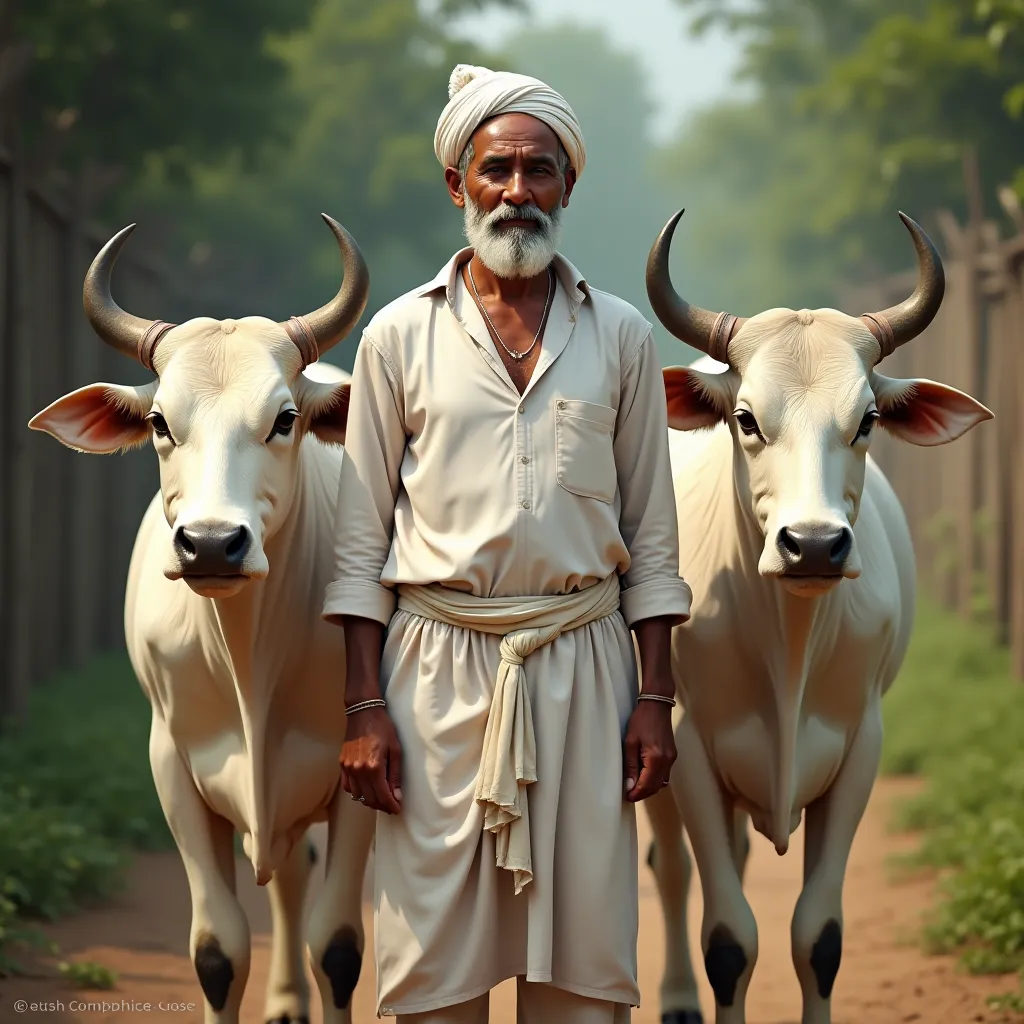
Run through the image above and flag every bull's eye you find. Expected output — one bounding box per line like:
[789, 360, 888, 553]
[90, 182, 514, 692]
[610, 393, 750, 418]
[267, 410, 299, 442]
[734, 409, 765, 442]
[147, 411, 172, 441]
[854, 410, 880, 443]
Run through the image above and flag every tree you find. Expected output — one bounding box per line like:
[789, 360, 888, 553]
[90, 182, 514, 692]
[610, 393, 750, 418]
[13, 0, 317, 195]
[121, 0, 520, 367]
[661, 0, 1024, 311]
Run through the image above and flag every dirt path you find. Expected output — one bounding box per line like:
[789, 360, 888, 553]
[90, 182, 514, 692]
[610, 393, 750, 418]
[1, 776, 1020, 1024]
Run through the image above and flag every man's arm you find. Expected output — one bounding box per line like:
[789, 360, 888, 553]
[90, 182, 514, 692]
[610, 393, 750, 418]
[614, 329, 692, 648]
[323, 332, 406, 638]
[322, 332, 408, 812]
[614, 329, 692, 800]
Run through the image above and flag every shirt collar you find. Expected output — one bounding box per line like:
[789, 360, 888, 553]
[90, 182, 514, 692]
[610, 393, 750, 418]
[415, 247, 591, 308]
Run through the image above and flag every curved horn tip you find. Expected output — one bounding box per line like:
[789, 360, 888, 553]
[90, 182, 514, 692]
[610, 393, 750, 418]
[663, 208, 686, 235]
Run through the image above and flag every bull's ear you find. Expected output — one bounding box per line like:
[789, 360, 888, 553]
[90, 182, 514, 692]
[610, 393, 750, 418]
[303, 379, 350, 445]
[28, 383, 153, 454]
[874, 374, 993, 447]
[663, 366, 730, 431]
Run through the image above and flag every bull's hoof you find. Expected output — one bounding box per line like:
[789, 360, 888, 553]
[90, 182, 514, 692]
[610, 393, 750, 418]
[661, 1012, 704, 1024]
[266, 1017, 310, 1024]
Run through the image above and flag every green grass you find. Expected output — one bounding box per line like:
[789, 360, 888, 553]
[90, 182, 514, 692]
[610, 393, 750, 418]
[881, 597, 1024, 1009]
[0, 652, 170, 975]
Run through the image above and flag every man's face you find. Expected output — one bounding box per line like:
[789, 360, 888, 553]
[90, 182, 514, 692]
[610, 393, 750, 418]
[445, 113, 578, 279]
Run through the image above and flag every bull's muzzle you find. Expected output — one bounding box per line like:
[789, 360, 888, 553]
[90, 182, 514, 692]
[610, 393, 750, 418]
[173, 520, 252, 577]
[775, 522, 853, 578]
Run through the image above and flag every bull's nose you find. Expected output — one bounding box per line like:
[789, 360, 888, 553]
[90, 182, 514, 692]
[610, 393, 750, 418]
[776, 522, 853, 576]
[174, 521, 251, 575]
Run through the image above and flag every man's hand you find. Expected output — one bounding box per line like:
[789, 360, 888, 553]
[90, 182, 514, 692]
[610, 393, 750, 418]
[341, 707, 403, 815]
[623, 700, 677, 803]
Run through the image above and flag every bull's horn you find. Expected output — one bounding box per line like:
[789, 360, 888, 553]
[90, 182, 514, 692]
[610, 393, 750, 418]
[646, 209, 745, 363]
[83, 224, 176, 370]
[860, 212, 945, 361]
[282, 214, 369, 366]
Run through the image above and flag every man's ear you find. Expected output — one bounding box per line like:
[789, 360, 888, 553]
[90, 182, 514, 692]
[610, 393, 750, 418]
[873, 373, 993, 447]
[445, 166, 466, 208]
[302, 379, 350, 446]
[28, 383, 154, 454]
[663, 366, 730, 431]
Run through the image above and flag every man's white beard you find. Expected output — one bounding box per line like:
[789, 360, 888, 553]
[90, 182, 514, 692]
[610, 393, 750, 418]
[463, 193, 563, 280]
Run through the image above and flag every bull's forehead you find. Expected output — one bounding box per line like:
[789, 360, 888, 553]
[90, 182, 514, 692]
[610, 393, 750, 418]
[153, 317, 301, 421]
[732, 308, 877, 428]
[157, 317, 299, 389]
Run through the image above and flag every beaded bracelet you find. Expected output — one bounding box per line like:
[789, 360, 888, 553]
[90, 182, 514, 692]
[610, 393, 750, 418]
[345, 698, 387, 716]
[637, 692, 676, 707]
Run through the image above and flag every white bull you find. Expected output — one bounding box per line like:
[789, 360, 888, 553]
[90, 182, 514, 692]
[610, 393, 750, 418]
[29, 216, 376, 1024]
[639, 211, 992, 1024]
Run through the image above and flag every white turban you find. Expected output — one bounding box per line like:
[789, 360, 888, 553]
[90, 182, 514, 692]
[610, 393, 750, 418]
[433, 63, 586, 178]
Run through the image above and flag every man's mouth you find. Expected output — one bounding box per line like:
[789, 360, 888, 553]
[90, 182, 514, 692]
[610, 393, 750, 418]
[497, 218, 539, 230]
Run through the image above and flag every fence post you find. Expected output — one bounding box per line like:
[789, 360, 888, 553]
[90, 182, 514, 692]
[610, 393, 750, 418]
[68, 174, 102, 666]
[5, 123, 32, 718]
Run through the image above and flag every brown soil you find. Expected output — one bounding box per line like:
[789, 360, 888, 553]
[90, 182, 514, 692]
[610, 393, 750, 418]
[1, 776, 1021, 1024]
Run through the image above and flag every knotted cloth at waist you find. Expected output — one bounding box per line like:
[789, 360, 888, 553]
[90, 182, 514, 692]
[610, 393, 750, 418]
[395, 572, 622, 894]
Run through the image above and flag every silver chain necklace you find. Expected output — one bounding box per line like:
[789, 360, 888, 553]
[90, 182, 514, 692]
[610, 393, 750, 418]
[467, 261, 555, 362]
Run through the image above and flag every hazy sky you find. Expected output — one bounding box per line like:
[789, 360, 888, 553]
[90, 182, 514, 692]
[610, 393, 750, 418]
[449, 0, 748, 142]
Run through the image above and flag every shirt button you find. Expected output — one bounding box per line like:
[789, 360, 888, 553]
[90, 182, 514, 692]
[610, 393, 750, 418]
[520, 456, 529, 464]
[557, 400, 565, 409]
[518, 404, 525, 413]
[522, 500, 531, 510]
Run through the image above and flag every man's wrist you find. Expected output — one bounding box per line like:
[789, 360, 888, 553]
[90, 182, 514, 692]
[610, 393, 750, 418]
[345, 683, 384, 704]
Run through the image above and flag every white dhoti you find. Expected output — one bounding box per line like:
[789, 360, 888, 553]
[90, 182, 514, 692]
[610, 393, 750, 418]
[372, 574, 641, 1017]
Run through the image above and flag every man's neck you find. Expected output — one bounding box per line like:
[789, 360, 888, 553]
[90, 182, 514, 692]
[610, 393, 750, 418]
[466, 252, 552, 303]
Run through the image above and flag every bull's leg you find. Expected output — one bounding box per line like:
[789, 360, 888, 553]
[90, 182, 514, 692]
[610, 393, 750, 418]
[671, 718, 757, 1024]
[307, 787, 376, 1024]
[263, 833, 317, 1023]
[149, 715, 250, 1024]
[644, 786, 703, 1024]
[731, 808, 750, 884]
[791, 702, 883, 1024]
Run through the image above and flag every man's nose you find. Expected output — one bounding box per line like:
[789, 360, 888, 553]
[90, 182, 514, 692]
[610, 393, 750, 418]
[503, 173, 530, 203]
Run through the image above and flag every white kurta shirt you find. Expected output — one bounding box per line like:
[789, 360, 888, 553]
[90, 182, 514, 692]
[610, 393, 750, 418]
[323, 249, 692, 1016]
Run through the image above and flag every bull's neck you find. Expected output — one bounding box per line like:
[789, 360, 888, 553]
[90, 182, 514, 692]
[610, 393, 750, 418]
[728, 435, 826, 855]
[201, 447, 313, 885]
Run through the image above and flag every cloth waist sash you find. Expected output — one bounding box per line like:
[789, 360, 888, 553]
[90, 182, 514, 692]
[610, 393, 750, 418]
[395, 572, 621, 894]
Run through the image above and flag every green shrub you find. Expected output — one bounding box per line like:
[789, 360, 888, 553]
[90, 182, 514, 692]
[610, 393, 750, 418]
[882, 598, 1024, 995]
[0, 652, 171, 974]
[59, 959, 119, 990]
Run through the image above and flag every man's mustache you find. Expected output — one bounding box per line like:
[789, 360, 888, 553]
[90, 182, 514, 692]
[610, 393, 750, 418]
[484, 203, 552, 228]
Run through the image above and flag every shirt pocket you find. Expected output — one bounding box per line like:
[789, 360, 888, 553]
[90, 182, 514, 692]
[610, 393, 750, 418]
[554, 398, 618, 503]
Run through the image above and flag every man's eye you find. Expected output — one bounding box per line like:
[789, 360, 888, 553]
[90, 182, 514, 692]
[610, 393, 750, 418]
[147, 412, 171, 439]
[267, 411, 299, 441]
[734, 410, 763, 439]
[854, 410, 880, 443]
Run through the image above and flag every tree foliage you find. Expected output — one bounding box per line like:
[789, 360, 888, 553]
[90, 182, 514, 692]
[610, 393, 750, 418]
[662, 0, 1024, 311]
[14, 0, 317, 182]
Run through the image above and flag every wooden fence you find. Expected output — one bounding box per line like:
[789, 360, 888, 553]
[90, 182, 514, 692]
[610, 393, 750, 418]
[841, 207, 1024, 678]
[0, 144, 228, 720]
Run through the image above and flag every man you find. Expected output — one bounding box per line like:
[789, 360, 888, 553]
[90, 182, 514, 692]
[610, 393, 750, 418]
[323, 63, 692, 1024]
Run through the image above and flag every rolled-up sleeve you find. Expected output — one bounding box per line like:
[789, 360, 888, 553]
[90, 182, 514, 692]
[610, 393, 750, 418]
[614, 331, 692, 628]
[322, 332, 407, 628]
